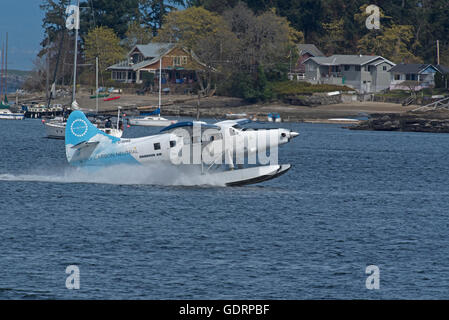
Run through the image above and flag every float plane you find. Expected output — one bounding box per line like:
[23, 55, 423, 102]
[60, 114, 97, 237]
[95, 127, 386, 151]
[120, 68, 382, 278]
[65, 110, 299, 186]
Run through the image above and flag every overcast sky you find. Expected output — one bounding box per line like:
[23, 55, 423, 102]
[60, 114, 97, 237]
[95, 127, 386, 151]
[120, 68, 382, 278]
[0, 0, 45, 71]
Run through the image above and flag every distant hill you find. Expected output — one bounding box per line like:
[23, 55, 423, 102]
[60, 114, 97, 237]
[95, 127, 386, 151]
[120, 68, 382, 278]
[7, 69, 32, 77]
[1, 70, 31, 93]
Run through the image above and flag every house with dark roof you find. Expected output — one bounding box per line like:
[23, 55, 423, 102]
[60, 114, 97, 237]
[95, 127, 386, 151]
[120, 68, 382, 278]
[435, 64, 449, 75]
[107, 42, 206, 85]
[291, 44, 324, 79]
[303, 55, 395, 93]
[389, 64, 440, 91]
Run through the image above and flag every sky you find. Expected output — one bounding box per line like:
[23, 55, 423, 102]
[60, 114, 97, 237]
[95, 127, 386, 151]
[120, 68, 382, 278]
[0, 0, 45, 71]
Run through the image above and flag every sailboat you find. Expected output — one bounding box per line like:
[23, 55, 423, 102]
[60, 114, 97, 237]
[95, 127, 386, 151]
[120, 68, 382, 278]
[127, 58, 178, 127]
[0, 32, 25, 120]
[44, 2, 122, 138]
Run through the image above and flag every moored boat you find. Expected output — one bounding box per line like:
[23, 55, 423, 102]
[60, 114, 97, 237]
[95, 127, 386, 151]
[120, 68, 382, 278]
[44, 118, 123, 139]
[0, 108, 25, 120]
[267, 112, 282, 123]
[128, 115, 177, 127]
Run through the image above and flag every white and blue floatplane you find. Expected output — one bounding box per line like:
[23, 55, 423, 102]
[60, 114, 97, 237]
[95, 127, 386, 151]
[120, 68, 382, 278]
[65, 111, 299, 186]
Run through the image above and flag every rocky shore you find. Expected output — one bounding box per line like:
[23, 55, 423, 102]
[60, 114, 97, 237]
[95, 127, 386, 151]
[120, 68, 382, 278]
[349, 110, 449, 133]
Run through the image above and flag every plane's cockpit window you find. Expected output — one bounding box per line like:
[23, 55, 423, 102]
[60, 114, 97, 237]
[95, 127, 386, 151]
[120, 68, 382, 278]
[229, 128, 238, 136]
[170, 140, 176, 148]
[154, 143, 161, 150]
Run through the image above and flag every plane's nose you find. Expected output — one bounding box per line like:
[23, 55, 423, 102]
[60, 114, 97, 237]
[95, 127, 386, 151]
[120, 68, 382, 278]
[289, 131, 299, 139]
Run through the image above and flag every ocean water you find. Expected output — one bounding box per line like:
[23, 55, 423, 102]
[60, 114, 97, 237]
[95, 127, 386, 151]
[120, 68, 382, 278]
[1, 118, 449, 299]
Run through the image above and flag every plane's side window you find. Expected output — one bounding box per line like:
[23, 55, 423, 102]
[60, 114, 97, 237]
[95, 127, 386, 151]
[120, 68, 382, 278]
[170, 141, 176, 148]
[154, 143, 161, 150]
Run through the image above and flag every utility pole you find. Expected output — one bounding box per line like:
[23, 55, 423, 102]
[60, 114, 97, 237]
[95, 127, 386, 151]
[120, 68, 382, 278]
[72, 0, 80, 104]
[437, 40, 440, 65]
[46, 52, 50, 101]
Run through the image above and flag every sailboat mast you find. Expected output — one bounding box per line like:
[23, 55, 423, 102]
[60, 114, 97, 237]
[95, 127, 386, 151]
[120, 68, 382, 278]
[72, 0, 80, 104]
[159, 57, 162, 119]
[1, 41, 3, 99]
[96, 56, 99, 113]
[5, 32, 7, 97]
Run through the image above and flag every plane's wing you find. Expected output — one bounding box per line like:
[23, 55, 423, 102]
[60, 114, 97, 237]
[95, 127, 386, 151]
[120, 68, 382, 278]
[160, 121, 221, 133]
[214, 119, 252, 127]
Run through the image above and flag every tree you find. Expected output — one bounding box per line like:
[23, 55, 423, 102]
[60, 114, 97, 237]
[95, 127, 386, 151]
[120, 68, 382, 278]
[40, 0, 68, 55]
[139, 0, 187, 35]
[223, 4, 292, 74]
[218, 3, 295, 101]
[124, 21, 153, 49]
[153, 7, 222, 49]
[153, 7, 233, 95]
[187, 0, 238, 13]
[358, 24, 422, 63]
[84, 27, 126, 71]
[80, 0, 142, 39]
[320, 18, 345, 55]
[273, 0, 323, 42]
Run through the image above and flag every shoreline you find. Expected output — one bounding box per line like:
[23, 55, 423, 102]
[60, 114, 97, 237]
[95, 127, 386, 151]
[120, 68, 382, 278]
[16, 92, 418, 123]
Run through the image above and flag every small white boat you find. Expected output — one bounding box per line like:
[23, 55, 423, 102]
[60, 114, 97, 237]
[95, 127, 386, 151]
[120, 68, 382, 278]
[0, 109, 25, 120]
[128, 115, 177, 127]
[44, 121, 66, 139]
[128, 59, 178, 127]
[44, 120, 123, 139]
[327, 118, 361, 124]
[226, 113, 248, 119]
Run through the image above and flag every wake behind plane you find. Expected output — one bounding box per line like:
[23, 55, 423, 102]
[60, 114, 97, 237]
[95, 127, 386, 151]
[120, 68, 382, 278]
[65, 110, 299, 186]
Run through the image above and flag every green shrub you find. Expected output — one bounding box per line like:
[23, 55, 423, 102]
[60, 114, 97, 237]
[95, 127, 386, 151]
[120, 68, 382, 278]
[268, 81, 353, 97]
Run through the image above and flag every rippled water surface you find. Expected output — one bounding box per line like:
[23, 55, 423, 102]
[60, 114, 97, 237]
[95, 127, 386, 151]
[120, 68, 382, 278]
[1, 118, 449, 299]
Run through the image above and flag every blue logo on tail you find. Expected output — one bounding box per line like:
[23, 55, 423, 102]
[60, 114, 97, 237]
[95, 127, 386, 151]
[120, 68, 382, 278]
[65, 111, 101, 146]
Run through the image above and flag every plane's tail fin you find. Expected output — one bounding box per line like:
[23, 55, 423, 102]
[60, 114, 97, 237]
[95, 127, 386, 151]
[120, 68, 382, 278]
[65, 110, 101, 146]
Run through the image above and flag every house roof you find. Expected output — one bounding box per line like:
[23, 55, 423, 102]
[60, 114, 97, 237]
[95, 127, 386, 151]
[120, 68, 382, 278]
[131, 42, 175, 59]
[108, 42, 209, 72]
[109, 42, 176, 71]
[305, 55, 395, 67]
[297, 44, 324, 57]
[389, 64, 437, 74]
[435, 64, 449, 74]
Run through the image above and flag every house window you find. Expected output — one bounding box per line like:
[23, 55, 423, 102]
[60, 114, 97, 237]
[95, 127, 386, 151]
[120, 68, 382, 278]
[356, 66, 361, 71]
[132, 53, 142, 64]
[154, 143, 161, 150]
[383, 66, 388, 71]
[394, 74, 401, 80]
[344, 65, 350, 71]
[173, 56, 188, 66]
